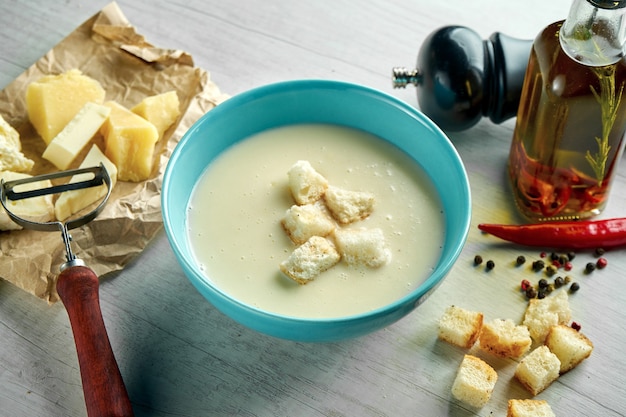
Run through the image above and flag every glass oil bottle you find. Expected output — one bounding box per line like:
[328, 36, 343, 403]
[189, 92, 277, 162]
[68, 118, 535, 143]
[508, 0, 626, 221]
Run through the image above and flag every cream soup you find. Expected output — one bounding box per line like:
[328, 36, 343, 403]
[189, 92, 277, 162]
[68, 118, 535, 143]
[187, 124, 444, 318]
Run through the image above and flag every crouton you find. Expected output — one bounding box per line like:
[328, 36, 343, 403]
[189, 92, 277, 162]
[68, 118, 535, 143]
[438, 305, 483, 349]
[507, 399, 556, 417]
[287, 160, 328, 205]
[451, 355, 498, 408]
[514, 346, 561, 396]
[523, 290, 571, 343]
[545, 324, 593, 374]
[281, 203, 336, 245]
[323, 185, 375, 224]
[279, 236, 340, 284]
[478, 318, 532, 359]
[333, 227, 391, 268]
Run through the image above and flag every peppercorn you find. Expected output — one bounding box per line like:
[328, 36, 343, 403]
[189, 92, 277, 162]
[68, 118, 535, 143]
[564, 261, 573, 271]
[554, 276, 565, 288]
[538, 278, 548, 289]
[537, 290, 546, 299]
[521, 279, 532, 291]
[546, 265, 557, 276]
[570, 282, 580, 292]
[571, 321, 582, 331]
[559, 254, 569, 265]
[540, 252, 547, 258]
[546, 283, 555, 293]
[596, 257, 608, 269]
[516, 255, 526, 266]
[567, 251, 576, 261]
[585, 262, 596, 273]
[532, 260, 545, 271]
[525, 287, 537, 299]
[550, 252, 559, 261]
[595, 248, 606, 257]
[564, 275, 572, 284]
[474, 255, 483, 266]
[486, 260, 495, 270]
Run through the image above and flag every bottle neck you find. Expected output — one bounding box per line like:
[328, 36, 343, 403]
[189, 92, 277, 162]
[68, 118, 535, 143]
[560, 0, 626, 66]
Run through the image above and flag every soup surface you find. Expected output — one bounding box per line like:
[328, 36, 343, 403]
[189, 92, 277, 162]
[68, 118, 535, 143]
[187, 124, 444, 318]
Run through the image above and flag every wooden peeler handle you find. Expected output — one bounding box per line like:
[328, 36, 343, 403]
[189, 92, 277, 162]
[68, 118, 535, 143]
[56, 265, 134, 417]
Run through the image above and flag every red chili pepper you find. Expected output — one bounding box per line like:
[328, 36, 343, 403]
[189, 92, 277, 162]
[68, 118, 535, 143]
[478, 218, 626, 249]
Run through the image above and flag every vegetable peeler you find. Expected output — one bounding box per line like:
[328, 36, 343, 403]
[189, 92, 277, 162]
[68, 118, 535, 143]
[0, 164, 134, 417]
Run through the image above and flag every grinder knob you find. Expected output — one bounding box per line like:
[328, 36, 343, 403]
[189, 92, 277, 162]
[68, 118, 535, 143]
[393, 26, 532, 131]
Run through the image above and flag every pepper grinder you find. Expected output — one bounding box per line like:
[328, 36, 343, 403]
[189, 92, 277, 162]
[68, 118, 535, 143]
[392, 26, 532, 131]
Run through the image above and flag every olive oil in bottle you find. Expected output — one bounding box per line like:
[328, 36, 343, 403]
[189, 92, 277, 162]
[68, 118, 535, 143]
[508, 0, 626, 221]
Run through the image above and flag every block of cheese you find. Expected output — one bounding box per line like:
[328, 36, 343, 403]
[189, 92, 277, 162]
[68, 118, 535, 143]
[54, 145, 117, 221]
[0, 114, 34, 173]
[26, 69, 105, 144]
[100, 101, 159, 182]
[42, 102, 111, 170]
[0, 171, 54, 231]
[131, 90, 180, 138]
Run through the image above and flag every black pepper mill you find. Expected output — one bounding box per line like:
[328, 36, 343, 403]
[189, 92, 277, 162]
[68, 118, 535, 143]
[392, 26, 532, 131]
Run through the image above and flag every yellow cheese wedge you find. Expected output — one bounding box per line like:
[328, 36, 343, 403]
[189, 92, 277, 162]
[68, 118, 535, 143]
[42, 102, 111, 170]
[131, 90, 181, 138]
[100, 101, 159, 182]
[0, 115, 34, 173]
[26, 69, 106, 145]
[54, 145, 118, 221]
[0, 171, 54, 231]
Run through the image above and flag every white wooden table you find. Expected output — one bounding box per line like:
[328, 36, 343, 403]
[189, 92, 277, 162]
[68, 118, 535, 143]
[1, 1, 625, 416]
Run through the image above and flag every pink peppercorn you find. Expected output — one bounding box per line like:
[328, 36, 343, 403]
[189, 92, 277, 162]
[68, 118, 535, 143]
[521, 279, 532, 291]
[564, 262, 573, 271]
[571, 322, 582, 331]
[597, 257, 608, 269]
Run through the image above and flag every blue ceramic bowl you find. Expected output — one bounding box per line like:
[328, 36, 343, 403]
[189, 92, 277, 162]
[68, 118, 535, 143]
[162, 80, 471, 342]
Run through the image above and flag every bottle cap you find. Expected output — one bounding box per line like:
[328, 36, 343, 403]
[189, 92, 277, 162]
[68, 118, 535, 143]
[587, 0, 626, 9]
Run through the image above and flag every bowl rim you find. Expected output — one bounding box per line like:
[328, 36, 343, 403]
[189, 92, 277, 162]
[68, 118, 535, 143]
[162, 79, 472, 339]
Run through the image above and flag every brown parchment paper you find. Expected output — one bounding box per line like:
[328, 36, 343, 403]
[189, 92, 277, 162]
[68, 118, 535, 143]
[0, 2, 229, 302]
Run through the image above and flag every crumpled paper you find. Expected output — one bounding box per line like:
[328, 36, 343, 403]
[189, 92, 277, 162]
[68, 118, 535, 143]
[0, 2, 229, 302]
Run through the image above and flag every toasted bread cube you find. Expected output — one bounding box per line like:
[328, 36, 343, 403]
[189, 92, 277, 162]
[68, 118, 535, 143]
[478, 318, 532, 359]
[438, 305, 483, 349]
[451, 355, 498, 408]
[323, 185, 375, 224]
[523, 290, 571, 344]
[131, 90, 180, 139]
[507, 399, 555, 417]
[514, 346, 561, 396]
[279, 236, 340, 284]
[281, 203, 336, 245]
[100, 101, 159, 182]
[333, 227, 391, 268]
[26, 69, 105, 144]
[287, 160, 328, 205]
[0, 171, 54, 231]
[545, 324, 594, 374]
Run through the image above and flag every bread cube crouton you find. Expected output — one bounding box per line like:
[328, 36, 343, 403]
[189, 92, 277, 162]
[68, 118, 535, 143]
[279, 236, 340, 284]
[545, 324, 594, 374]
[438, 305, 484, 349]
[507, 399, 556, 417]
[514, 346, 561, 396]
[523, 290, 571, 344]
[323, 185, 375, 224]
[451, 355, 498, 408]
[287, 160, 328, 205]
[281, 203, 336, 245]
[333, 227, 391, 268]
[478, 319, 532, 359]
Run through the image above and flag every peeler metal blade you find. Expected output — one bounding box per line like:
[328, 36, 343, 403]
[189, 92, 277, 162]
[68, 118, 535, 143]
[0, 163, 112, 233]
